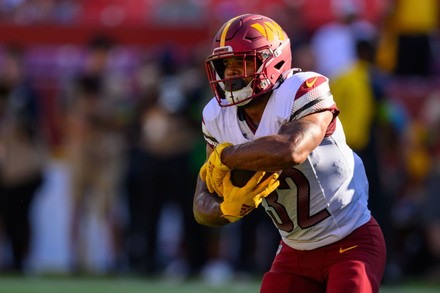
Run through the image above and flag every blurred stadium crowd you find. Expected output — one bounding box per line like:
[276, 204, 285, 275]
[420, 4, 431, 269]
[0, 0, 439, 286]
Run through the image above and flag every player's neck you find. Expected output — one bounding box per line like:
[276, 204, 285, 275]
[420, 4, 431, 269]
[240, 92, 271, 126]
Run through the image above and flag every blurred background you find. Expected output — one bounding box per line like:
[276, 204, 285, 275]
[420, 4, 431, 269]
[0, 0, 439, 288]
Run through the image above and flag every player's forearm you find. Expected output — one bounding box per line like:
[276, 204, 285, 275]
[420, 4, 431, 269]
[221, 114, 329, 171]
[193, 176, 230, 227]
[221, 136, 296, 171]
[221, 128, 313, 171]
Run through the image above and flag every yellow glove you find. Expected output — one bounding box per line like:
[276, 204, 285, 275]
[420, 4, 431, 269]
[199, 142, 232, 196]
[220, 171, 280, 223]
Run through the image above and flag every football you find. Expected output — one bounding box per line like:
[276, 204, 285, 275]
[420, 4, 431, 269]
[230, 169, 278, 187]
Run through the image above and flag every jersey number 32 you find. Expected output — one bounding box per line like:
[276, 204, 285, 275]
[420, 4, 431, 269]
[262, 168, 331, 233]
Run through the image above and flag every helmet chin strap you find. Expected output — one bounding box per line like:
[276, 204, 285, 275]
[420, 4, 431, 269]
[223, 79, 254, 106]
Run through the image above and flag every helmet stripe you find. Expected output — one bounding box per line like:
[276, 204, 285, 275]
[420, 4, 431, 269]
[220, 15, 242, 47]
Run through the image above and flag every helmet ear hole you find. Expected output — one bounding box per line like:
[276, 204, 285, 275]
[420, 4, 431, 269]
[274, 61, 285, 70]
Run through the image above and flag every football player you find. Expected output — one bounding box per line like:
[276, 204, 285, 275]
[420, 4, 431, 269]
[193, 14, 386, 293]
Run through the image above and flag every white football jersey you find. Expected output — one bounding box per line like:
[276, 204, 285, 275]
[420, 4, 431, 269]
[201, 70, 371, 250]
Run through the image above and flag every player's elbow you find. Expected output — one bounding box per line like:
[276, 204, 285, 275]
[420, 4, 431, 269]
[284, 131, 323, 166]
[193, 210, 227, 228]
[276, 143, 309, 168]
[290, 147, 310, 165]
[193, 209, 208, 226]
[192, 195, 229, 228]
[266, 144, 308, 169]
[193, 211, 207, 226]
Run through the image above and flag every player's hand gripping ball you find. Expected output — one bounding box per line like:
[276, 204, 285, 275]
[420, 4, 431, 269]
[230, 169, 273, 187]
[220, 170, 280, 222]
[199, 142, 232, 196]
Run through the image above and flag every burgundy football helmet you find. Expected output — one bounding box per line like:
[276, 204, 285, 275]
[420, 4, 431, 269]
[205, 14, 292, 107]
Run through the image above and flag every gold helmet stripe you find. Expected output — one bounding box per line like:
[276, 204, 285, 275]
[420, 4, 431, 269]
[220, 15, 243, 47]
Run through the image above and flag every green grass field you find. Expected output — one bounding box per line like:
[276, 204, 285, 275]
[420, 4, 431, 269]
[0, 275, 439, 293]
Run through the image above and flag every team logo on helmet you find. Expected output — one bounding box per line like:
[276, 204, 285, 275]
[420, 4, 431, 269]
[251, 21, 285, 42]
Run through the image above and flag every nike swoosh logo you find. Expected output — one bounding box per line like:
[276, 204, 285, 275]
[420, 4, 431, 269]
[305, 76, 318, 88]
[339, 245, 358, 253]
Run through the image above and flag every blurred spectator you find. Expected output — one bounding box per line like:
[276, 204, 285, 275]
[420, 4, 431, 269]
[376, 0, 439, 76]
[0, 0, 79, 25]
[311, 0, 377, 79]
[331, 39, 379, 151]
[387, 120, 430, 279]
[421, 100, 440, 278]
[0, 45, 45, 273]
[378, 83, 440, 281]
[151, 0, 205, 26]
[124, 51, 212, 278]
[423, 163, 440, 280]
[62, 35, 128, 273]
